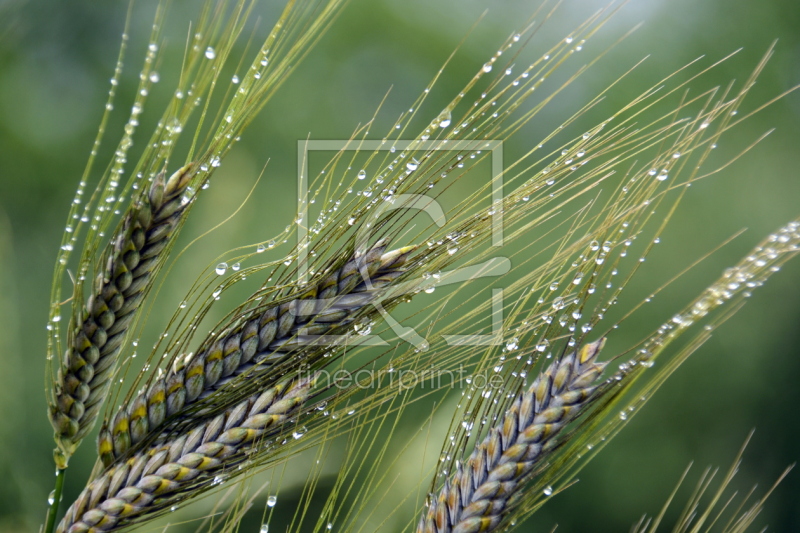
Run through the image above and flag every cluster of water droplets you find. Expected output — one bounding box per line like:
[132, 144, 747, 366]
[647, 220, 800, 355]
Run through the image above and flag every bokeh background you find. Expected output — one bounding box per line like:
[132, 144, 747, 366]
[0, 0, 799, 531]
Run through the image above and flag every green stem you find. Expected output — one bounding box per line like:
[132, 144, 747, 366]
[43, 467, 66, 533]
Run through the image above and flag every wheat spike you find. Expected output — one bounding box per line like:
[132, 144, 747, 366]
[417, 339, 607, 533]
[97, 240, 416, 466]
[49, 164, 193, 463]
[57, 374, 314, 533]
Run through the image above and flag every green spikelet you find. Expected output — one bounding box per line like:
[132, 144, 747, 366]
[97, 240, 416, 466]
[57, 374, 315, 533]
[49, 164, 193, 465]
[417, 339, 607, 533]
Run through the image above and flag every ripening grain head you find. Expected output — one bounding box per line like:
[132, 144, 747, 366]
[0, 0, 796, 532]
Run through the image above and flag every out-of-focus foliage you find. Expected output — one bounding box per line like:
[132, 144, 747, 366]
[0, 0, 798, 531]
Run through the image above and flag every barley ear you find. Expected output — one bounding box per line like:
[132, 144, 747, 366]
[56, 374, 315, 533]
[417, 338, 607, 533]
[49, 163, 193, 466]
[97, 240, 416, 466]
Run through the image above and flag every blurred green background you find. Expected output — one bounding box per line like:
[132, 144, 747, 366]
[1, 0, 799, 531]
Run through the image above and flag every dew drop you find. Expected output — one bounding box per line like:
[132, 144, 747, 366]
[543, 485, 553, 496]
[536, 340, 549, 352]
[357, 169, 367, 180]
[267, 495, 277, 507]
[260, 526, 269, 533]
[482, 62, 493, 73]
[215, 263, 228, 275]
[205, 46, 216, 59]
[149, 71, 160, 83]
[257, 244, 266, 253]
[438, 110, 452, 128]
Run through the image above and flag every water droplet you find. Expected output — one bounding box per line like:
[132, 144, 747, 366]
[438, 110, 452, 128]
[216, 263, 228, 275]
[407, 158, 419, 171]
[357, 169, 366, 180]
[257, 244, 266, 253]
[149, 71, 160, 83]
[536, 340, 549, 352]
[260, 525, 269, 533]
[543, 485, 553, 496]
[167, 117, 183, 134]
[232, 74, 240, 84]
[205, 46, 216, 59]
[47, 490, 55, 505]
[232, 262, 241, 271]
[267, 495, 277, 507]
[482, 62, 493, 73]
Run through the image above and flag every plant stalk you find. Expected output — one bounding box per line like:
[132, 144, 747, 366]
[43, 467, 66, 533]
